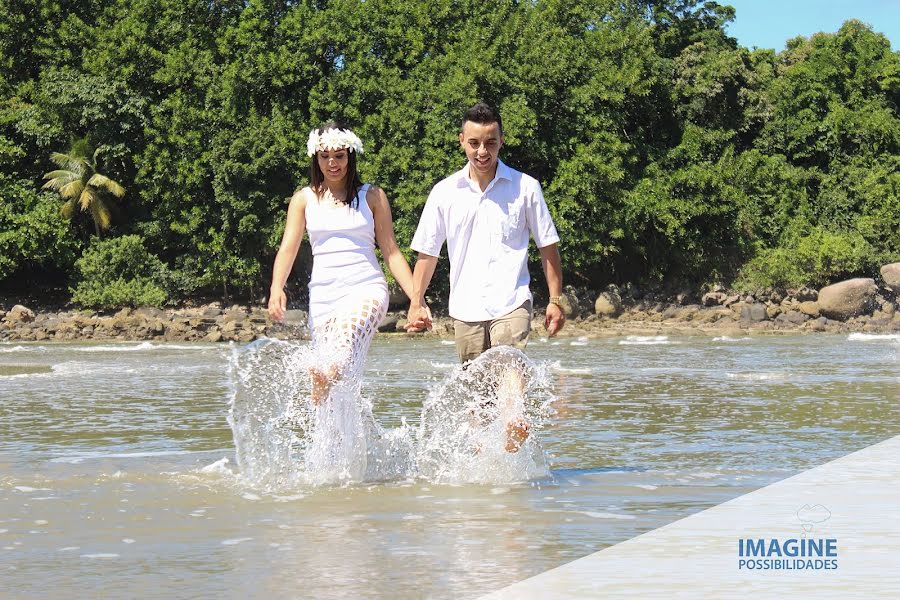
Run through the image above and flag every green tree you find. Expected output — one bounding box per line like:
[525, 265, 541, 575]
[42, 137, 126, 237]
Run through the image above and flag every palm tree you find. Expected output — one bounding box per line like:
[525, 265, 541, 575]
[41, 138, 126, 237]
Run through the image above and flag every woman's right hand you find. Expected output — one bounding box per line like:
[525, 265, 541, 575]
[406, 302, 432, 332]
[268, 288, 287, 323]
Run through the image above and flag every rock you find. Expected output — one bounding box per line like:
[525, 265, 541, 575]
[798, 301, 820, 318]
[135, 307, 167, 320]
[202, 306, 223, 317]
[282, 309, 308, 326]
[723, 294, 741, 308]
[881, 263, 900, 294]
[6, 305, 35, 323]
[807, 317, 827, 332]
[675, 290, 694, 305]
[740, 304, 768, 322]
[817, 278, 878, 320]
[776, 311, 809, 325]
[558, 292, 580, 319]
[701, 292, 725, 307]
[661, 306, 679, 320]
[378, 314, 400, 333]
[594, 292, 622, 318]
[204, 330, 223, 342]
[766, 305, 782, 319]
[792, 287, 818, 302]
[222, 309, 246, 323]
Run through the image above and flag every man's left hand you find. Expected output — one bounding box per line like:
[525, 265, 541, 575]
[545, 303, 565, 336]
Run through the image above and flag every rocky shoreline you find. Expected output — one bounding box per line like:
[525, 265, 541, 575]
[2, 266, 899, 343]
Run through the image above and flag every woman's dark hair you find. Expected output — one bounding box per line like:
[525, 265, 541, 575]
[309, 121, 363, 209]
[461, 102, 503, 135]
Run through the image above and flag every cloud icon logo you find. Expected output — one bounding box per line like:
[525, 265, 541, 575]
[797, 504, 831, 536]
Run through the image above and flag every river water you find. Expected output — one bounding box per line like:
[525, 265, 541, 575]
[1, 334, 898, 599]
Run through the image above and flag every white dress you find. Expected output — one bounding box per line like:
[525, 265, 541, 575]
[305, 184, 389, 378]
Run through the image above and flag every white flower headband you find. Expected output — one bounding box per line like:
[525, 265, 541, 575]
[306, 127, 364, 157]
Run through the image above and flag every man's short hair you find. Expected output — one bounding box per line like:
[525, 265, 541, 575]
[461, 102, 502, 134]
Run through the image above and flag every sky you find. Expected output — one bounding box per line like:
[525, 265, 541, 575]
[723, 0, 899, 50]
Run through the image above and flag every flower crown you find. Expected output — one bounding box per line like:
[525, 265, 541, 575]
[306, 127, 364, 157]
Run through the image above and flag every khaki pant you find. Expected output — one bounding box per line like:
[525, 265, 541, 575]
[453, 300, 532, 363]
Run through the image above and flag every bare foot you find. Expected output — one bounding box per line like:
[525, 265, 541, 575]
[505, 418, 529, 453]
[310, 368, 329, 405]
[309, 365, 340, 406]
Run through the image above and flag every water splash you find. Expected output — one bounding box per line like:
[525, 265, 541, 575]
[228, 338, 415, 490]
[416, 346, 555, 484]
[228, 341, 555, 491]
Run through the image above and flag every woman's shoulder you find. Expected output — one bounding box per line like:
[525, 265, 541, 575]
[364, 183, 388, 203]
[291, 186, 317, 207]
[365, 184, 390, 213]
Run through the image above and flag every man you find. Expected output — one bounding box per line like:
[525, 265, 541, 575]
[407, 102, 565, 451]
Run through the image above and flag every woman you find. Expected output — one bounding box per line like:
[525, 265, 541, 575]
[268, 123, 421, 404]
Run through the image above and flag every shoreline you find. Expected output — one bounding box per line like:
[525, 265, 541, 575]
[1, 300, 898, 344]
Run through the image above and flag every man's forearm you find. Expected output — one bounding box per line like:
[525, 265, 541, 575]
[411, 253, 438, 306]
[539, 244, 563, 297]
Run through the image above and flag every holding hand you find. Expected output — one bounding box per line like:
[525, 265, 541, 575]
[406, 302, 433, 332]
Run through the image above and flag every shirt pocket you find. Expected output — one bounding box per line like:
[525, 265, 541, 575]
[498, 201, 526, 249]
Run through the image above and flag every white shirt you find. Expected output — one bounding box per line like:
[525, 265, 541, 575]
[411, 160, 560, 322]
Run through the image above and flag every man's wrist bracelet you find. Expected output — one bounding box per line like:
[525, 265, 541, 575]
[548, 296, 562, 307]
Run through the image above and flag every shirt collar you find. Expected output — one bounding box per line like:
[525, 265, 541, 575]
[457, 159, 511, 191]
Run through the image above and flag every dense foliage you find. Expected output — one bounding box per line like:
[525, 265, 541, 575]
[1, 0, 897, 306]
[69, 235, 174, 308]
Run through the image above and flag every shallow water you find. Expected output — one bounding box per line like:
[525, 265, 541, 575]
[1, 334, 898, 599]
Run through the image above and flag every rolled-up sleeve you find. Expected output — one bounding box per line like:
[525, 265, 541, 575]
[410, 191, 446, 257]
[526, 181, 560, 248]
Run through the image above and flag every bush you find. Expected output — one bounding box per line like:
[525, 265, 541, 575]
[0, 176, 81, 281]
[70, 235, 173, 308]
[735, 227, 874, 290]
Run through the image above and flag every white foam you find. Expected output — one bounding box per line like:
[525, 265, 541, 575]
[50, 449, 206, 463]
[221, 537, 253, 545]
[712, 336, 750, 342]
[81, 553, 119, 558]
[0, 345, 43, 353]
[579, 511, 636, 520]
[200, 457, 232, 474]
[848, 333, 900, 341]
[428, 361, 456, 369]
[619, 335, 678, 346]
[551, 365, 592, 374]
[726, 372, 788, 381]
[635, 484, 658, 490]
[73, 342, 216, 352]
